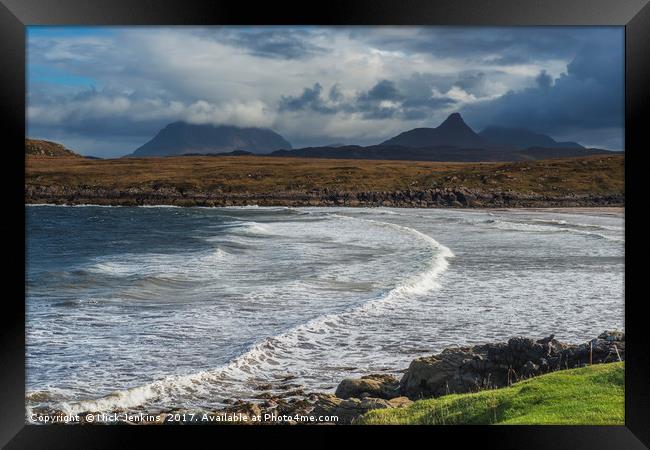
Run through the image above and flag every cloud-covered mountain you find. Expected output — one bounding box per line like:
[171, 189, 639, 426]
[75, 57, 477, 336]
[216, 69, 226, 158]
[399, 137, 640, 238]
[379, 113, 489, 148]
[130, 122, 292, 157]
[479, 127, 585, 150]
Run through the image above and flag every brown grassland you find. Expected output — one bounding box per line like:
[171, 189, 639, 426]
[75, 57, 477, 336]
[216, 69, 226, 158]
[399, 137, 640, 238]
[26, 154, 623, 196]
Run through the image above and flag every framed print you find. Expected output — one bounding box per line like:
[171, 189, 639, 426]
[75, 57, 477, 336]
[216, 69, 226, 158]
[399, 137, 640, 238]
[1, 0, 649, 447]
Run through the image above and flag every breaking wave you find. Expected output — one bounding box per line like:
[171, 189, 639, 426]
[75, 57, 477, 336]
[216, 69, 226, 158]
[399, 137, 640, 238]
[483, 218, 623, 242]
[44, 213, 453, 417]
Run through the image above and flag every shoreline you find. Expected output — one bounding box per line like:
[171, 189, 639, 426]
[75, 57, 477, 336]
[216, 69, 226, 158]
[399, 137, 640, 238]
[24, 203, 625, 213]
[24, 202, 626, 218]
[179, 331, 626, 425]
[24, 188, 624, 209]
[38, 331, 624, 425]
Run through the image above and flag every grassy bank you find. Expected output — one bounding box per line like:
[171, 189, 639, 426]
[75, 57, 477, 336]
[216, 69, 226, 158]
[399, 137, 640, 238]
[360, 362, 624, 425]
[26, 154, 623, 196]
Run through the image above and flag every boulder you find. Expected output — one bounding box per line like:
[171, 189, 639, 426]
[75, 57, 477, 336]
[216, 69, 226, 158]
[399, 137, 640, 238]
[334, 374, 400, 400]
[399, 347, 474, 399]
[599, 330, 625, 342]
[310, 394, 395, 424]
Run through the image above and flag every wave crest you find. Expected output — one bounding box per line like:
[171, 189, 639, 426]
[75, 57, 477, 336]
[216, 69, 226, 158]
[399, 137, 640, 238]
[44, 213, 453, 417]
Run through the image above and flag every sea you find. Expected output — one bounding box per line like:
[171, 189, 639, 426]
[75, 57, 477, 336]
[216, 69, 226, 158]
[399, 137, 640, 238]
[25, 205, 624, 418]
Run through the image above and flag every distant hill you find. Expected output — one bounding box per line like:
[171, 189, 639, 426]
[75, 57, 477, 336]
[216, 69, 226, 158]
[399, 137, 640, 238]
[380, 113, 490, 149]
[271, 112, 615, 162]
[25, 139, 81, 157]
[379, 113, 586, 151]
[130, 122, 292, 157]
[271, 143, 614, 162]
[479, 126, 585, 150]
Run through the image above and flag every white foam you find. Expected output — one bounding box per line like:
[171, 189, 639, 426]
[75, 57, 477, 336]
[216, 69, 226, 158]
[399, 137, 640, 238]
[485, 218, 623, 242]
[530, 218, 622, 232]
[88, 261, 140, 276]
[330, 213, 454, 298]
[48, 213, 454, 416]
[220, 221, 276, 237]
[87, 246, 232, 278]
[213, 248, 231, 258]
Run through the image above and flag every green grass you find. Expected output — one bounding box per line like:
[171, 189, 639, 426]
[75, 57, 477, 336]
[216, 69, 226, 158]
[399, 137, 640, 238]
[360, 362, 624, 425]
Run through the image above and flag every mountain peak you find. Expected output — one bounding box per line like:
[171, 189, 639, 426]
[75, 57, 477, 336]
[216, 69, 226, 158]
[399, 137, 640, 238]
[444, 112, 463, 121]
[439, 112, 468, 129]
[379, 112, 487, 149]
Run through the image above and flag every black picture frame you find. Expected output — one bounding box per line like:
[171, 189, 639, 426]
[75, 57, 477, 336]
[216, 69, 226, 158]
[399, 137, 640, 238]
[2, 0, 648, 447]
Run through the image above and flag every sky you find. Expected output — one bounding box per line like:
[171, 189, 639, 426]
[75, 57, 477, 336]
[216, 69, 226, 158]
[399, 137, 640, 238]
[27, 26, 624, 157]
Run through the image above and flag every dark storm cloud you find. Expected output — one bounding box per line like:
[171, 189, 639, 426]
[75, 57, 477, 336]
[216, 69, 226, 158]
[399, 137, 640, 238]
[358, 80, 403, 102]
[220, 28, 328, 60]
[399, 98, 459, 121]
[278, 83, 338, 114]
[401, 97, 457, 110]
[279, 78, 459, 121]
[461, 38, 624, 149]
[359, 27, 610, 64]
[455, 71, 488, 92]
[355, 80, 404, 119]
[328, 84, 344, 102]
[396, 71, 499, 102]
[535, 70, 553, 89]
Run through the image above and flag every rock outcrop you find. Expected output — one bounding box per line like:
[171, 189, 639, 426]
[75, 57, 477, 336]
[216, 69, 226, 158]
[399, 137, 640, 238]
[398, 331, 624, 399]
[24, 184, 625, 208]
[228, 332, 623, 424]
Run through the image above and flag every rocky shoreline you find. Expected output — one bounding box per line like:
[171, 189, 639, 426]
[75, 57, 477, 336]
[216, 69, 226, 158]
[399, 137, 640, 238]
[66, 331, 624, 425]
[25, 185, 624, 208]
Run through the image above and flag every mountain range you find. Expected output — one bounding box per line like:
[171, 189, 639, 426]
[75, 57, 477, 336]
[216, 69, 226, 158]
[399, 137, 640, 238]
[478, 126, 584, 150]
[127, 113, 612, 161]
